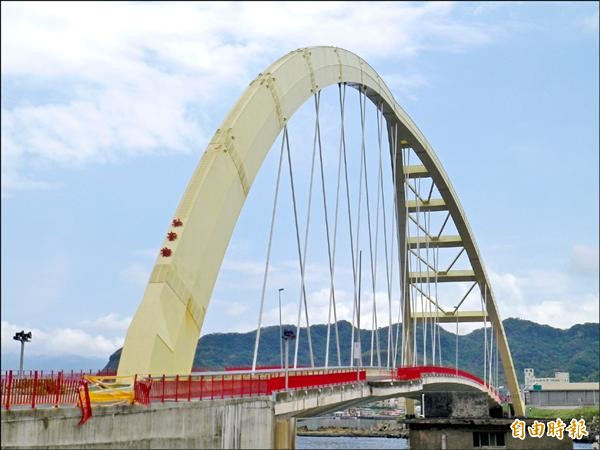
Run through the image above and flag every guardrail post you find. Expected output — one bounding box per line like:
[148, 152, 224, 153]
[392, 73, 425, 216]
[147, 373, 151, 404]
[211, 376, 214, 400]
[187, 375, 191, 402]
[175, 375, 179, 402]
[31, 370, 38, 409]
[161, 374, 165, 403]
[4, 370, 13, 410]
[132, 374, 137, 405]
[54, 371, 63, 407]
[200, 375, 203, 400]
[221, 375, 224, 399]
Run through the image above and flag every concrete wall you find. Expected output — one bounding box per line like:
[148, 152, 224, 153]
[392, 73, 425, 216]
[1, 399, 275, 449]
[527, 390, 599, 407]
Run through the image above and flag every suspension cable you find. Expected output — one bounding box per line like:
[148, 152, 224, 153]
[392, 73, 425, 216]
[415, 178, 426, 365]
[251, 127, 286, 371]
[408, 151, 417, 366]
[357, 249, 363, 366]
[377, 103, 393, 369]
[495, 329, 499, 392]
[426, 209, 435, 366]
[489, 323, 494, 388]
[435, 246, 442, 365]
[357, 87, 381, 368]
[286, 122, 316, 369]
[339, 83, 360, 367]
[431, 216, 438, 365]
[481, 284, 488, 386]
[351, 86, 366, 367]
[314, 91, 342, 368]
[455, 313, 459, 375]
[328, 88, 346, 368]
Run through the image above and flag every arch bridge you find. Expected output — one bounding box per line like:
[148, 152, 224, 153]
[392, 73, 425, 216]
[117, 46, 524, 418]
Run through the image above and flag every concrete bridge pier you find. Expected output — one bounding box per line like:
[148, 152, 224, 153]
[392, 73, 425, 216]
[274, 417, 296, 449]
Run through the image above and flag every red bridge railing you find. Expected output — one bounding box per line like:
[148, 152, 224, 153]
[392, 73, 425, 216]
[2, 365, 498, 410]
[1, 370, 86, 410]
[134, 368, 367, 406]
[394, 365, 499, 399]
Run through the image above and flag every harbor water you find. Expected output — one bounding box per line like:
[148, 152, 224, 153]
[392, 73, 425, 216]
[296, 435, 594, 449]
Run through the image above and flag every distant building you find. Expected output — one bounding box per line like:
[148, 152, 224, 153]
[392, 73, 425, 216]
[524, 368, 599, 407]
[524, 368, 569, 389]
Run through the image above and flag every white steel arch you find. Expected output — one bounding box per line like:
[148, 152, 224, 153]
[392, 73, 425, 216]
[117, 46, 524, 415]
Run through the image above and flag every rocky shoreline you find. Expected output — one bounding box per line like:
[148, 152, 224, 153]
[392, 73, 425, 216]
[297, 426, 409, 439]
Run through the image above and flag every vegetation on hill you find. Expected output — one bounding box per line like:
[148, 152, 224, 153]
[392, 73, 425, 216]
[104, 318, 599, 383]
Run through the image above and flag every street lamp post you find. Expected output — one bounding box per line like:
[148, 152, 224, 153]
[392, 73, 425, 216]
[13, 330, 32, 376]
[282, 329, 296, 390]
[278, 288, 284, 368]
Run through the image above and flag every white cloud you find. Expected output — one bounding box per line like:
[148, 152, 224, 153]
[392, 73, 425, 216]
[119, 263, 151, 288]
[79, 313, 131, 332]
[217, 250, 599, 336]
[1, 1, 498, 195]
[224, 301, 250, 317]
[1, 320, 124, 359]
[221, 260, 268, 276]
[570, 244, 599, 276]
[226, 285, 401, 335]
[490, 268, 599, 329]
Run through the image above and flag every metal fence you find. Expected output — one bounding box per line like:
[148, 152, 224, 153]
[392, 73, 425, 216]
[1, 370, 88, 410]
[134, 368, 367, 406]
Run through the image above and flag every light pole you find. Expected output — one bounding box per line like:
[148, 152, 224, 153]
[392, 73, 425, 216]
[13, 330, 32, 376]
[282, 329, 296, 390]
[278, 288, 284, 368]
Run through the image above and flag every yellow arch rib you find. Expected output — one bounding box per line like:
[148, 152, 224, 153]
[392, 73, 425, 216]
[117, 46, 524, 416]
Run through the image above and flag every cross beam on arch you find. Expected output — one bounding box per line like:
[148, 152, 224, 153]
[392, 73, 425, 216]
[117, 46, 524, 416]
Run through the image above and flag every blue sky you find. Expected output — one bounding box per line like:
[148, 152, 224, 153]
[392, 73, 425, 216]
[1, 2, 598, 370]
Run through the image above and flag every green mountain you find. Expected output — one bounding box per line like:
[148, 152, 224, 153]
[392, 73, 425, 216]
[104, 318, 599, 384]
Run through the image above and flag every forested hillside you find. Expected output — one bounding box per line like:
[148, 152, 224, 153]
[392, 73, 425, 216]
[104, 318, 599, 383]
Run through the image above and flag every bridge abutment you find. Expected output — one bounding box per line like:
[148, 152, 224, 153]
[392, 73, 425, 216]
[1, 398, 275, 449]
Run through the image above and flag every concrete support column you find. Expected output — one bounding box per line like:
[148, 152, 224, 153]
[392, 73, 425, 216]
[423, 392, 489, 418]
[274, 417, 296, 449]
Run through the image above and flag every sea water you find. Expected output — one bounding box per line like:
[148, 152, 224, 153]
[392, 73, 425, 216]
[296, 435, 593, 449]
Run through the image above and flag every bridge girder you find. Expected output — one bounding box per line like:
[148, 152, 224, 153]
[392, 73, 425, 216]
[407, 235, 463, 248]
[411, 311, 488, 323]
